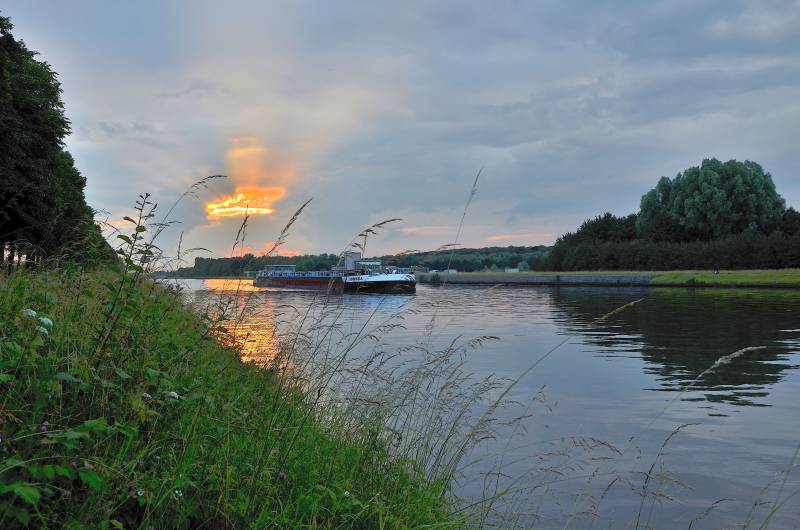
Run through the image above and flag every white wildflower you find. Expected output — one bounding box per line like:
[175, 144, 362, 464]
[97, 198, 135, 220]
[167, 391, 180, 400]
[38, 316, 53, 328]
[22, 308, 37, 318]
[142, 393, 152, 400]
[35, 325, 49, 335]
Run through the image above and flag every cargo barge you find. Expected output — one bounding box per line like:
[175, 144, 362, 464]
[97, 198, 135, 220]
[253, 252, 416, 294]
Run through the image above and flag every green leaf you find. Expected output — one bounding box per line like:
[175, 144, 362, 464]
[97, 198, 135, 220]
[80, 417, 109, 433]
[79, 470, 102, 491]
[145, 367, 168, 379]
[113, 368, 131, 380]
[42, 464, 56, 481]
[8, 483, 40, 506]
[14, 507, 29, 525]
[123, 216, 137, 224]
[54, 430, 91, 441]
[97, 378, 118, 389]
[117, 234, 133, 245]
[135, 225, 147, 232]
[2, 457, 24, 470]
[53, 465, 77, 480]
[0, 373, 15, 383]
[116, 423, 138, 438]
[56, 371, 82, 384]
[110, 520, 124, 529]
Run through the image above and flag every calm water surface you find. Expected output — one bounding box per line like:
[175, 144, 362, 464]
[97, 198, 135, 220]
[179, 279, 800, 529]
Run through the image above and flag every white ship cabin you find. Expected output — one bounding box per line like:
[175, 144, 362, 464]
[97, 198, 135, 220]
[333, 250, 385, 273]
[355, 260, 382, 272]
[337, 251, 362, 271]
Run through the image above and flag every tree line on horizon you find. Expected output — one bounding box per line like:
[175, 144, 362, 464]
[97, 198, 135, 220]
[546, 158, 800, 270]
[169, 246, 551, 277]
[0, 15, 111, 265]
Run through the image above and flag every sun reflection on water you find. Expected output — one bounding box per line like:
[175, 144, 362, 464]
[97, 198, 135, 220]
[194, 278, 284, 365]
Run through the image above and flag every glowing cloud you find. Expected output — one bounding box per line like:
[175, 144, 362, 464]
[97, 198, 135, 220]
[262, 242, 302, 257]
[206, 186, 286, 218]
[224, 242, 302, 258]
[487, 232, 553, 242]
[206, 136, 296, 219]
[398, 225, 452, 235]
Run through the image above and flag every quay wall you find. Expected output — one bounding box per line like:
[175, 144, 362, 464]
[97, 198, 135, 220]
[419, 272, 655, 286]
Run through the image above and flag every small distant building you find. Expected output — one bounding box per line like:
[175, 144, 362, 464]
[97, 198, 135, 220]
[505, 267, 519, 273]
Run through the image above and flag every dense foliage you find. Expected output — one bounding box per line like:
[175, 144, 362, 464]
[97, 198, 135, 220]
[637, 159, 786, 241]
[548, 230, 800, 271]
[0, 16, 109, 263]
[169, 246, 550, 277]
[548, 159, 800, 270]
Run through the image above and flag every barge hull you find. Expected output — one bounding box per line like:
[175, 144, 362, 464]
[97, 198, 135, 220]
[343, 274, 416, 294]
[254, 276, 344, 293]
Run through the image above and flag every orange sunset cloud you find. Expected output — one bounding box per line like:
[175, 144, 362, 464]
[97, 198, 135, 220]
[206, 136, 296, 219]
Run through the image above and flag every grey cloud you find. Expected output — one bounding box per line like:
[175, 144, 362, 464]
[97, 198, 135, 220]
[96, 121, 158, 137]
[4, 0, 800, 256]
[158, 80, 225, 98]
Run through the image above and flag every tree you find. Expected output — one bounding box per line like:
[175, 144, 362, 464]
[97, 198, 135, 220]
[636, 159, 786, 241]
[0, 14, 109, 262]
[781, 208, 800, 236]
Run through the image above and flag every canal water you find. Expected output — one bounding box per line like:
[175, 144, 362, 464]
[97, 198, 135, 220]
[177, 279, 800, 529]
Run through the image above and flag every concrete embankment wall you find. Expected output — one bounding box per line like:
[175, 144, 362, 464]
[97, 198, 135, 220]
[421, 273, 656, 286]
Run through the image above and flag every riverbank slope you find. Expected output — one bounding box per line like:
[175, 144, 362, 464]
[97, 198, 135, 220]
[418, 269, 800, 288]
[0, 269, 462, 528]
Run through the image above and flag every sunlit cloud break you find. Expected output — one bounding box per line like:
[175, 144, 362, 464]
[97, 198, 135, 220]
[224, 242, 302, 258]
[205, 136, 295, 219]
[206, 186, 286, 218]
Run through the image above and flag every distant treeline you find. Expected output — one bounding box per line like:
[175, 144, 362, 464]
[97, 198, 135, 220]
[169, 246, 550, 277]
[547, 158, 800, 270]
[383, 246, 549, 271]
[0, 16, 111, 263]
[171, 254, 341, 277]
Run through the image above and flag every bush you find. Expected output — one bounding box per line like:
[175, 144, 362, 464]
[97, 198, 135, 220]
[546, 232, 800, 271]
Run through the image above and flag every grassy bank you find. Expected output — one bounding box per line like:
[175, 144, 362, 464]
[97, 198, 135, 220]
[0, 269, 463, 528]
[650, 269, 800, 287]
[418, 269, 800, 288]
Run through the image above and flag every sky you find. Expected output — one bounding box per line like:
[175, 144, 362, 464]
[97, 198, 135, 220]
[4, 0, 800, 259]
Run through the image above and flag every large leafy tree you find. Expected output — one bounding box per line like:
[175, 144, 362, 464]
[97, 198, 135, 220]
[0, 14, 108, 262]
[636, 158, 786, 241]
